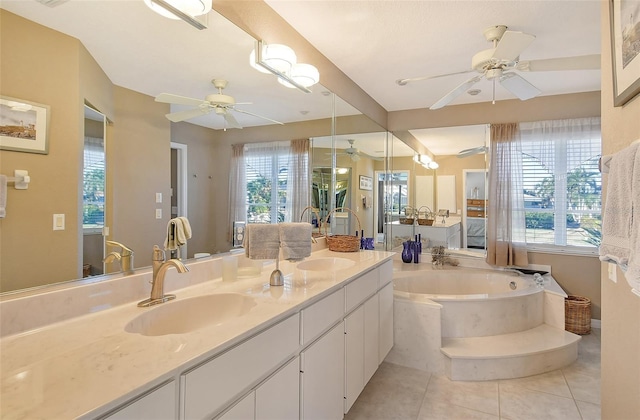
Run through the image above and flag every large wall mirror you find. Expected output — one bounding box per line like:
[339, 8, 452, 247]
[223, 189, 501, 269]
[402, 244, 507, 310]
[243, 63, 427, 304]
[388, 125, 489, 253]
[0, 4, 382, 294]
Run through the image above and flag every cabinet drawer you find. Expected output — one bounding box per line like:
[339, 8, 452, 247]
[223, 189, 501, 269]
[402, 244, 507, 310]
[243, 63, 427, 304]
[345, 269, 378, 313]
[467, 210, 486, 218]
[182, 314, 300, 419]
[104, 381, 175, 420]
[301, 288, 345, 346]
[467, 199, 487, 206]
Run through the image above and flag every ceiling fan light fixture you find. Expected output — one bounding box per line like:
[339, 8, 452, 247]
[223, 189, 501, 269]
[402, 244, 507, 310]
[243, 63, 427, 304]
[250, 44, 297, 75]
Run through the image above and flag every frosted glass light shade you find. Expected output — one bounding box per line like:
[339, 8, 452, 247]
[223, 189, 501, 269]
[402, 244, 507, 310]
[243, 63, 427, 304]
[427, 161, 439, 169]
[250, 44, 297, 74]
[278, 63, 320, 88]
[144, 0, 212, 19]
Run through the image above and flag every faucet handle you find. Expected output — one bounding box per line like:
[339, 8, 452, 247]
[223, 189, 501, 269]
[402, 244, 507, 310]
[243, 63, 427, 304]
[153, 245, 166, 262]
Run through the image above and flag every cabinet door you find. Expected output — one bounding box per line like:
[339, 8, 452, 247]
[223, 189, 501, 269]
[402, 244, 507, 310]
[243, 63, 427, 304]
[300, 322, 344, 420]
[363, 294, 379, 384]
[256, 357, 300, 420]
[105, 381, 175, 420]
[344, 306, 364, 413]
[378, 282, 394, 364]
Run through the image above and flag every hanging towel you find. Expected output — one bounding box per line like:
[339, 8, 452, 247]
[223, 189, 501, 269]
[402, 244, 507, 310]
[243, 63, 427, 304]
[599, 142, 639, 268]
[625, 142, 640, 291]
[279, 222, 312, 261]
[164, 217, 192, 250]
[243, 224, 280, 260]
[0, 175, 6, 219]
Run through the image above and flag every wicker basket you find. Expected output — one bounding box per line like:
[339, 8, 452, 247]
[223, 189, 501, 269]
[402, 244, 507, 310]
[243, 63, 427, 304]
[417, 206, 435, 226]
[399, 206, 416, 225]
[565, 295, 591, 335]
[323, 207, 361, 252]
[300, 206, 324, 238]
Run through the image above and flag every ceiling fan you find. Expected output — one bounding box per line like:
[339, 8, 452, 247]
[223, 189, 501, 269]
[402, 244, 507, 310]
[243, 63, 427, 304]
[337, 139, 383, 162]
[155, 79, 284, 130]
[396, 25, 600, 110]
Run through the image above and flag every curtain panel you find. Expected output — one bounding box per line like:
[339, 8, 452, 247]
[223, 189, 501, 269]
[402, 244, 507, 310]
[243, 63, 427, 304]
[486, 123, 529, 267]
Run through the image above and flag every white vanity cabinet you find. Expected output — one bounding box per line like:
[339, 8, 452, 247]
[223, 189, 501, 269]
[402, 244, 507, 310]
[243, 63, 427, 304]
[181, 314, 300, 419]
[103, 381, 176, 420]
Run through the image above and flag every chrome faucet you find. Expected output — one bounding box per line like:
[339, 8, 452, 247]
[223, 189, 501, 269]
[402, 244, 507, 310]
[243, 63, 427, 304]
[137, 245, 189, 307]
[105, 240, 135, 274]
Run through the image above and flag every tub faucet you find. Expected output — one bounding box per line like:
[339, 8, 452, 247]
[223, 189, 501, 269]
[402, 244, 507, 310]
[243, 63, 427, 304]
[137, 245, 189, 307]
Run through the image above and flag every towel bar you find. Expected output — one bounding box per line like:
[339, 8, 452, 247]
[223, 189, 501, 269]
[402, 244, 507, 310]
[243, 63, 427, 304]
[4, 170, 30, 189]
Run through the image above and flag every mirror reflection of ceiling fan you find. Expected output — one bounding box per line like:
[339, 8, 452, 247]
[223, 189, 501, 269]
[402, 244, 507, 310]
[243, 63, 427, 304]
[397, 25, 600, 110]
[154, 79, 284, 130]
[337, 139, 383, 162]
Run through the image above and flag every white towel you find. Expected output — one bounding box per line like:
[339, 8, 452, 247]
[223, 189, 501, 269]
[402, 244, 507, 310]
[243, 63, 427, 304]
[625, 142, 640, 290]
[164, 217, 192, 250]
[243, 224, 280, 260]
[599, 142, 639, 268]
[279, 222, 312, 261]
[0, 175, 6, 218]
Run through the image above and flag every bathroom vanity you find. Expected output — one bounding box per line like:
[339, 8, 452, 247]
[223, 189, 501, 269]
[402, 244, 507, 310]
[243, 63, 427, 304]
[390, 218, 462, 248]
[0, 249, 394, 419]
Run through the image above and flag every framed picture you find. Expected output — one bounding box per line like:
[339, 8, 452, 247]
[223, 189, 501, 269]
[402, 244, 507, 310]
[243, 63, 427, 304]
[359, 175, 373, 191]
[0, 96, 50, 154]
[610, 0, 640, 106]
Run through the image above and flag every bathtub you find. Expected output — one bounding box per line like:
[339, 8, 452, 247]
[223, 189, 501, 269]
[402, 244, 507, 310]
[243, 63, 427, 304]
[385, 264, 566, 375]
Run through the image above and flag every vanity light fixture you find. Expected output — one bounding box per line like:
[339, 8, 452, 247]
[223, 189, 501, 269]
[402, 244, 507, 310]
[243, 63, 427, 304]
[143, 0, 210, 30]
[251, 41, 319, 93]
[413, 154, 438, 169]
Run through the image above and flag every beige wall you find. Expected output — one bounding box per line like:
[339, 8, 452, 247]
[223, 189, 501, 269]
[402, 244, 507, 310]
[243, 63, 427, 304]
[600, 0, 640, 417]
[0, 11, 83, 291]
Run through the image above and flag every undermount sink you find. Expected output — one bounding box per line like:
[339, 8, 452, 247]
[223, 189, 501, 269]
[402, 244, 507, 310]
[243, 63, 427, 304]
[125, 293, 256, 336]
[296, 257, 356, 272]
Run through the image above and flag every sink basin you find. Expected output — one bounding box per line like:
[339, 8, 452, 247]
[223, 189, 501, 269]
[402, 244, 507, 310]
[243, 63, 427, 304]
[296, 257, 356, 272]
[125, 293, 256, 336]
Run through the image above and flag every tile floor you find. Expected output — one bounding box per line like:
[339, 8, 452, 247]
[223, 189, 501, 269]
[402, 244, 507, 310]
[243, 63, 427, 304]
[345, 328, 601, 420]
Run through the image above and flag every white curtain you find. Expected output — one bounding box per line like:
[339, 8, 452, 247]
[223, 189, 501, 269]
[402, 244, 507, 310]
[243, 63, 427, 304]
[228, 143, 246, 241]
[287, 138, 310, 221]
[486, 123, 529, 267]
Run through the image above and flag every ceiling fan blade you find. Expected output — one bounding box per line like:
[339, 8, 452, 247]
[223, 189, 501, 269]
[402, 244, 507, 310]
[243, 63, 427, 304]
[429, 75, 483, 110]
[516, 54, 600, 72]
[233, 108, 284, 125]
[165, 107, 211, 122]
[492, 31, 536, 62]
[396, 69, 475, 86]
[499, 72, 541, 100]
[223, 111, 242, 129]
[155, 93, 205, 107]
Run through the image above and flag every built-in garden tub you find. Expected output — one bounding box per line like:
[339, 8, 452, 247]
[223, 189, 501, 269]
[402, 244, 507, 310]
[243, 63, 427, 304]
[385, 261, 579, 380]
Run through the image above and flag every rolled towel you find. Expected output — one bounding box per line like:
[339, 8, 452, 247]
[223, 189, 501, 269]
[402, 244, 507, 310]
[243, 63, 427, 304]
[280, 222, 312, 261]
[244, 224, 280, 260]
[599, 142, 639, 268]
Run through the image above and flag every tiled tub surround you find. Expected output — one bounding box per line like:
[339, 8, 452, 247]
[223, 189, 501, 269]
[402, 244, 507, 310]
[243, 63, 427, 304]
[0, 248, 394, 419]
[386, 255, 580, 380]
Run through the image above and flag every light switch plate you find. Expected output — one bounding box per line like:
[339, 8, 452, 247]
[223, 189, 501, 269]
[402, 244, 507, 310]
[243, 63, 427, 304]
[155, 193, 162, 203]
[608, 263, 617, 283]
[53, 214, 65, 230]
[155, 209, 162, 219]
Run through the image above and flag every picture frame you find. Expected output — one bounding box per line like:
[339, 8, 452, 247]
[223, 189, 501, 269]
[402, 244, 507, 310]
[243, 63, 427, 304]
[0, 96, 50, 154]
[359, 175, 373, 191]
[610, 0, 640, 107]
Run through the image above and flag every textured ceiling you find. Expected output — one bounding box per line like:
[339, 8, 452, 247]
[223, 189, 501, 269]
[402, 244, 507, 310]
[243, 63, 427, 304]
[2, 1, 601, 155]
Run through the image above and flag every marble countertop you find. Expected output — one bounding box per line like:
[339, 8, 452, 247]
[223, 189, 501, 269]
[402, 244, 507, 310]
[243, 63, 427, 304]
[0, 249, 393, 419]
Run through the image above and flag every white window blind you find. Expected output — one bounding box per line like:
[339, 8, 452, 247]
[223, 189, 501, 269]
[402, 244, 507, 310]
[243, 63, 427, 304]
[520, 118, 601, 249]
[83, 136, 105, 229]
[244, 141, 295, 223]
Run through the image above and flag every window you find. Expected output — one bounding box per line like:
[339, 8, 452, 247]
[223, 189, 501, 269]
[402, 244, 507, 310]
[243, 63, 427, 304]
[83, 136, 105, 230]
[244, 141, 308, 223]
[520, 118, 601, 250]
[378, 171, 408, 216]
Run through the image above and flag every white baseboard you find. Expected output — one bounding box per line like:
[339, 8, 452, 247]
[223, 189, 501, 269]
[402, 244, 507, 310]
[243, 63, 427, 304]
[591, 319, 601, 328]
